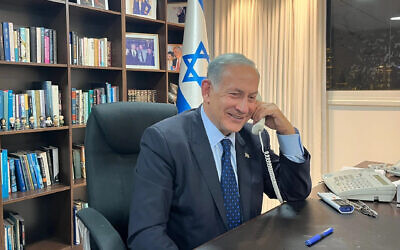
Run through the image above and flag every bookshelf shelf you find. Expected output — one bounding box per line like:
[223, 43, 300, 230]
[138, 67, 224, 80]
[0, 61, 68, 68]
[68, 3, 122, 16]
[0, 126, 69, 136]
[167, 22, 185, 30]
[2, 184, 70, 205]
[71, 124, 86, 129]
[25, 238, 72, 250]
[126, 68, 167, 73]
[0, 0, 184, 248]
[70, 65, 123, 71]
[126, 14, 166, 24]
[73, 178, 86, 188]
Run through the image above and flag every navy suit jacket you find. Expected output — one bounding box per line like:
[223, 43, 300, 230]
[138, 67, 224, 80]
[128, 108, 311, 250]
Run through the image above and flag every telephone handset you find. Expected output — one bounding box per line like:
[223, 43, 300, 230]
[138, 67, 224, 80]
[252, 94, 283, 203]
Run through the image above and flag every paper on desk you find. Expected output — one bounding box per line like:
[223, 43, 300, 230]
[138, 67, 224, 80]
[340, 166, 386, 176]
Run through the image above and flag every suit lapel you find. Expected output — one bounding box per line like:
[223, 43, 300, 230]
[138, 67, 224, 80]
[189, 109, 229, 229]
[236, 133, 252, 222]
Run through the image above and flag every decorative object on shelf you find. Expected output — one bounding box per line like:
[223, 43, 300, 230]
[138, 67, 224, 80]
[167, 44, 183, 71]
[59, 115, 64, 127]
[15, 118, 20, 130]
[9, 117, 15, 130]
[167, 2, 187, 24]
[0, 118, 6, 131]
[39, 116, 45, 128]
[126, 0, 157, 20]
[77, 0, 109, 10]
[29, 116, 35, 129]
[45, 117, 53, 127]
[20, 117, 27, 130]
[168, 82, 178, 104]
[126, 32, 159, 69]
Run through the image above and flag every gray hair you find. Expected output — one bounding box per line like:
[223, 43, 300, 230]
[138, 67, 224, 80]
[207, 53, 260, 87]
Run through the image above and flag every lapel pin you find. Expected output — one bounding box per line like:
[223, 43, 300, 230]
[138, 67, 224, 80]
[244, 153, 250, 159]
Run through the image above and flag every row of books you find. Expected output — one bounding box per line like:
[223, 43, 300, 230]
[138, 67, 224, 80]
[0, 22, 57, 64]
[73, 200, 89, 245]
[128, 89, 157, 103]
[69, 32, 111, 67]
[72, 144, 86, 180]
[71, 83, 119, 125]
[3, 212, 25, 250]
[1, 147, 60, 199]
[0, 81, 62, 131]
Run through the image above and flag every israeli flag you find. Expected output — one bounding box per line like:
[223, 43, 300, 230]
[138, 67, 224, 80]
[177, 0, 210, 113]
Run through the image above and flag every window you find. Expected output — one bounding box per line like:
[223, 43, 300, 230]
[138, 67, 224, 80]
[327, 0, 400, 90]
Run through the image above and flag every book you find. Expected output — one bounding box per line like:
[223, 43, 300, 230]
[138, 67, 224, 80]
[1, 149, 9, 199]
[13, 158, 26, 192]
[72, 148, 82, 179]
[2, 22, 11, 61]
[0, 25, 4, 60]
[9, 158, 17, 193]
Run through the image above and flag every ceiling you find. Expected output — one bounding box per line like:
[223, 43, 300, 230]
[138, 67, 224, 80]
[332, 0, 400, 32]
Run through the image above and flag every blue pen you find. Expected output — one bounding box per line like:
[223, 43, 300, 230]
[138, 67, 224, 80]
[305, 227, 334, 247]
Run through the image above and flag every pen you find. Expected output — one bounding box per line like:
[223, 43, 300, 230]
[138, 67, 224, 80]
[305, 227, 334, 247]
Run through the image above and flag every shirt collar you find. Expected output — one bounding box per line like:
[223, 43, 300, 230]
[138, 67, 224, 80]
[200, 106, 236, 148]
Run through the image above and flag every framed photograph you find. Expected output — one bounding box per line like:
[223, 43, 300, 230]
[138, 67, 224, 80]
[126, 33, 159, 69]
[167, 44, 183, 72]
[77, 0, 93, 7]
[126, 0, 157, 20]
[167, 2, 187, 24]
[93, 0, 109, 10]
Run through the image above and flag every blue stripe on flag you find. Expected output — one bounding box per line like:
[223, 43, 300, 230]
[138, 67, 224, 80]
[198, 0, 204, 11]
[176, 87, 191, 113]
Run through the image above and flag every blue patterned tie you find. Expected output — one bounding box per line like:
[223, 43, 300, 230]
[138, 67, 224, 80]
[220, 139, 242, 230]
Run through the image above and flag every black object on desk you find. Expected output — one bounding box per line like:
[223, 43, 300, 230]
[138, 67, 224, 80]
[196, 199, 400, 250]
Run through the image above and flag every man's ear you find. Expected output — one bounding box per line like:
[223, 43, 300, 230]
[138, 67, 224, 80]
[201, 79, 212, 102]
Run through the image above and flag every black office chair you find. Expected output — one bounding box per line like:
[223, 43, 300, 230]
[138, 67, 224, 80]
[77, 102, 177, 250]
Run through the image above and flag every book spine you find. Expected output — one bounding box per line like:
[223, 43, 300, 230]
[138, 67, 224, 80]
[4, 90, 9, 130]
[42, 81, 53, 118]
[40, 27, 45, 63]
[8, 90, 13, 130]
[3, 22, 11, 61]
[30, 27, 36, 63]
[8, 23, 15, 62]
[31, 153, 43, 189]
[71, 88, 77, 124]
[0, 24, 4, 60]
[13, 30, 18, 62]
[49, 29, 53, 64]
[25, 154, 38, 190]
[25, 27, 30, 62]
[2, 149, 9, 199]
[44, 29, 50, 64]
[51, 85, 59, 119]
[53, 29, 57, 64]
[9, 158, 17, 193]
[14, 159, 26, 192]
[19, 27, 27, 62]
[36, 155, 47, 187]
[36, 27, 41, 63]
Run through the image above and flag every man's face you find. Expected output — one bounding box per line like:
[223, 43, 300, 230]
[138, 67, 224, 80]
[202, 64, 259, 135]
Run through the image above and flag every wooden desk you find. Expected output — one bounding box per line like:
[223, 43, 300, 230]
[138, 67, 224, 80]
[196, 162, 400, 250]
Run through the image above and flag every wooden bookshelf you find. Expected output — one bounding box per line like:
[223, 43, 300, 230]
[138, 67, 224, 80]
[0, 0, 185, 248]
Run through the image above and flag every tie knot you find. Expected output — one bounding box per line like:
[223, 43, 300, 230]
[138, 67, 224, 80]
[221, 139, 231, 152]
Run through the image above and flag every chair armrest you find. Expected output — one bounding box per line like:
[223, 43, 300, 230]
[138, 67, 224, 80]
[77, 207, 126, 250]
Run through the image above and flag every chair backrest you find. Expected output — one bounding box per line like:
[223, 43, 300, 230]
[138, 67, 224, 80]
[84, 102, 177, 243]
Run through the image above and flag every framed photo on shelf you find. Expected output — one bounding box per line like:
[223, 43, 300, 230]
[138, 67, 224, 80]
[93, 0, 108, 10]
[77, 0, 93, 7]
[167, 2, 187, 24]
[126, 33, 159, 69]
[126, 0, 157, 20]
[167, 44, 183, 72]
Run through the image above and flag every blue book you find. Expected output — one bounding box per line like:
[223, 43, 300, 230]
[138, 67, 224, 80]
[31, 153, 43, 189]
[2, 22, 11, 61]
[0, 90, 4, 121]
[1, 149, 9, 199]
[13, 159, 26, 192]
[9, 158, 17, 193]
[8, 90, 13, 130]
[26, 153, 38, 189]
[106, 82, 112, 103]
[3, 90, 8, 130]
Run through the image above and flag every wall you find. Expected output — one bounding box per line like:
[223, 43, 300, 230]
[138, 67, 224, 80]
[327, 91, 400, 173]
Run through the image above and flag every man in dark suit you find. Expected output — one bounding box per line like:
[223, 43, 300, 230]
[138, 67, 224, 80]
[128, 53, 311, 249]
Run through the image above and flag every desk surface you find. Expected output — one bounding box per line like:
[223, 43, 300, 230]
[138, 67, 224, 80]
[197, 162, 400, 250]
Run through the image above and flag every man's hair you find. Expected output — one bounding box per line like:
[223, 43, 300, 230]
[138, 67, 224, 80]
[207, 53, 260, 87]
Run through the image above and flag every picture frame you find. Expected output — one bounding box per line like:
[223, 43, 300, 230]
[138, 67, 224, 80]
[167, 44, 183, 72]
[126, 0, 157, 20]
[77, 0, 108, 10]
[167, 2, 187, 24]
[126, 33, 159, 69]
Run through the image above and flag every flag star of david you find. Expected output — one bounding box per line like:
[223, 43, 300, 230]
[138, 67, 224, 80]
[182, 41, 210, 87]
